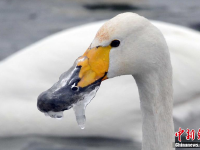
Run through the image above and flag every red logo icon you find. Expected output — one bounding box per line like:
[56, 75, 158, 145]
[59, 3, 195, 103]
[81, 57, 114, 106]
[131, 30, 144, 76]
[175, 127, 199, 142]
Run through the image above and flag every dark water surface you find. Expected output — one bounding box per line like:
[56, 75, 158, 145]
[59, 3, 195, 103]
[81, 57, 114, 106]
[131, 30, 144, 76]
[0, 0, 199, 150]
[0, 136, 140, 150]
[0, 0, 200, 61]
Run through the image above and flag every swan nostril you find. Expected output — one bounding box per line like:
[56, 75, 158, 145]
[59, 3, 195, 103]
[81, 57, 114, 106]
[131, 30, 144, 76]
[71, 86, 79, 91]
[71, 83, 79, 91]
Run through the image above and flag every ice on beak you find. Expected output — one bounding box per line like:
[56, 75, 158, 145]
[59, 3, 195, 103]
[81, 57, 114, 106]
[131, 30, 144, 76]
[39, 56, 102, 129]
[73, 86, 99, 129]
[44, 111, 64, 119]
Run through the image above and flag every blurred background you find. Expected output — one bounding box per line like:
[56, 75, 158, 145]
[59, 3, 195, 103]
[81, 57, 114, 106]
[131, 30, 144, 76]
[1, 0, 200, 61]
[0, 0, 200, 150]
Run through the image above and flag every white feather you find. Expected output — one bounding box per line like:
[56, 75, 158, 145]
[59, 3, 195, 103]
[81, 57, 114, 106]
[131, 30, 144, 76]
[0, 19, 200, 144]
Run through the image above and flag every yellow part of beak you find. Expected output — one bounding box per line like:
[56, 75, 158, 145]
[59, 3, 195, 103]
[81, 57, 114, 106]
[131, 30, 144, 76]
[77, 45, 112, 88]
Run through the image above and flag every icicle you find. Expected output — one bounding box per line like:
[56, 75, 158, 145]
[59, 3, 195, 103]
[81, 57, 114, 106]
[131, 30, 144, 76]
[73, 86, 99, 129]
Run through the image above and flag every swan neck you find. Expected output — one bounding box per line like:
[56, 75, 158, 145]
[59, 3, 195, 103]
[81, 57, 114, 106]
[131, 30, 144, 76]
[134, 67, 174, 150]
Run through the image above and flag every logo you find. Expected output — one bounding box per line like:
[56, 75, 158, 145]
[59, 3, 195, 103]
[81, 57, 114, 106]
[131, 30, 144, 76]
[174, 127, 200, 148]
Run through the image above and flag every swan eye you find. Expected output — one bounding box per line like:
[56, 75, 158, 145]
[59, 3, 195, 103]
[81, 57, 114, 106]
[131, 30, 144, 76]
[71, 83, 79, 91]
[110, 40, 120, 47]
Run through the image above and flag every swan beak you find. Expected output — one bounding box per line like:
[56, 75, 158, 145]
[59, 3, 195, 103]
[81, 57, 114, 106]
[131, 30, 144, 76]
[76, 45, 112, 88]
[37, 45, 112, 113]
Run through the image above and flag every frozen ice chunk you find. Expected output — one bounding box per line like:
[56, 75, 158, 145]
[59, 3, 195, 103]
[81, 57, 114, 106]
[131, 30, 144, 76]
[73, 86, 99, 129]
[44, 111, 63, 119]
[39, 57, 102, 129]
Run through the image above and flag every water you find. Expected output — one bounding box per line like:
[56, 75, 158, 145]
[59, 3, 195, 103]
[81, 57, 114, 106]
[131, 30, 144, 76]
[73, 86, 99, 129]
[2, 0, 200, 149]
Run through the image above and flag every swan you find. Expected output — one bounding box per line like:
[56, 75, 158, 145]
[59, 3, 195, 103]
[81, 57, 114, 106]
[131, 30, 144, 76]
[0, 12, 200, 148]
[37, 12, 174, 149]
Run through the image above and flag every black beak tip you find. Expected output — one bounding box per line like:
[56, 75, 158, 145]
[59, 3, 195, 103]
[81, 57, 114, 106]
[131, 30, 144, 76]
[37, 91, 73, 113]
[37, 92, 48, 113]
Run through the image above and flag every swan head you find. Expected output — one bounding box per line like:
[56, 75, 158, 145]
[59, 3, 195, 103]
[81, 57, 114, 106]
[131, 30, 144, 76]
[37, 12, 169, 114]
